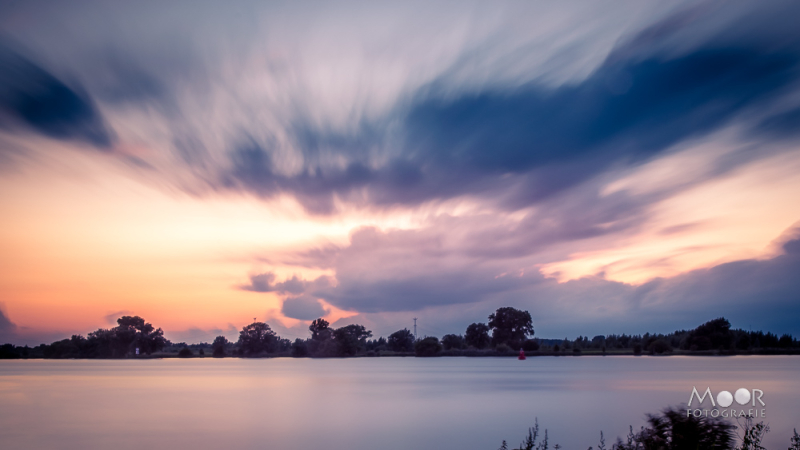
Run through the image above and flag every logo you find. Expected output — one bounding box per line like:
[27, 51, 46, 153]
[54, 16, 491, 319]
[687, 386, 766, 418]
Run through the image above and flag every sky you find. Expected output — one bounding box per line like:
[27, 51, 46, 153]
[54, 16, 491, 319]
[1, 0, 799, 345]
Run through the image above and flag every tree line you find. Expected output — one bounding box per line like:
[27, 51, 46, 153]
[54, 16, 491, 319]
[1, 308, 798, 359]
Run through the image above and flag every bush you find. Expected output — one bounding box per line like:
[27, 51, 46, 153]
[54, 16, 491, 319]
[495, 343, 512, 354]
[625, 406, 734, 449]
[633, 343, 642, 355]
[387, 329, 415, 352]
[522, 339, 540, 351]
[291, 339, 308, 357]
[415, 337, 442, 357]
[441, 334, 466, 350]
[465, 323, 491, 349]
[649, 339, 672, 354]
[212, 336, 228, 357]
[178, 347, 193, 358]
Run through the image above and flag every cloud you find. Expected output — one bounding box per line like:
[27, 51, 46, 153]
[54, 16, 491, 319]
[0, 306, 18, 343]
[215, 3, 800, 214]
[0, 42, 115, 149]
[4, 2, 799, 215]
[254, 225, 800, 337]
[281, 296, 329, 321]
[240, 272, 323, 294]
[103, 310, 133, 325]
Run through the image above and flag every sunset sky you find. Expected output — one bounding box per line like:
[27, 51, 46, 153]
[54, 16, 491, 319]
[1, 1, 799, 345]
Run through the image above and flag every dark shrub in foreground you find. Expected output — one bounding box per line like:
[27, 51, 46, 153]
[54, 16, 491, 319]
[614, 406, 735, 450]
[178, 347, 193, 357]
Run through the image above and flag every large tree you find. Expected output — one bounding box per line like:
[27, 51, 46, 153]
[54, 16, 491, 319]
[387, 328, 415, 352]
[118, 316, 167, 355]
[212, 336, 229, 357]
[465, 323, 491, 349]
[488, 307, 534, 348]
[333, 324, 372, 356]
[309, 318, 332, 341]
[237, 321, 278, 355]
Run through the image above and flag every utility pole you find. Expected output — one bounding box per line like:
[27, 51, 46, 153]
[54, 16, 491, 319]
[413, 318, 418, 340]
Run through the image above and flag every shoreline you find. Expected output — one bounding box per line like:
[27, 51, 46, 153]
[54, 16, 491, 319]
[4, 348, 799, 360]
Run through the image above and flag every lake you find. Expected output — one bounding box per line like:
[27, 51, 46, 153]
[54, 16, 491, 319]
[1, 356, 798, 449]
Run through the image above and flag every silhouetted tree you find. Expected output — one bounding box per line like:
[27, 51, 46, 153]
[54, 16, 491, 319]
[212, 336, 228, 357]
[291, 338, 308, 357]
[682, 317, 732, 351]
[521, 339, 540, 351]
[415, 337, 442, 356]
[309, 318, 331, 341]
[465, 322, 491, 349]
[178, 347, 193, 357]
[488, 307, 534, 348]
[649, 339, 672, 354]
[237, 321, 278, 355]
[0, 343, 20, 359]
[387, 328, 415, 352]
[333, 324, 372, 356]
[441, 334, 466, 350]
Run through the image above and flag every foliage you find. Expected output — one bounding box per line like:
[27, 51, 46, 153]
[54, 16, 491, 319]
[465, 322, 491, 349]
[441, 333, 466, 350]
[521, 339, 540, 351]
[613, 406, 734, 450]
[518, 418, 551, 450]
[648, 339, 672, 354]
[387, 328, 415, 352]
[309, 318, 331, 341]
[212, 336, 228, 357]
[790, 428, 800, 450]
[332, 324, 372, 356]
[488, 307, 534, 348]
[291, 338, 308, 357]
[414, 337, 442, 356]
[682, 317, 733, 351]
[237, 321, 278, 356]
[735, 417, 769, 450]
[178, 347, 193, 357]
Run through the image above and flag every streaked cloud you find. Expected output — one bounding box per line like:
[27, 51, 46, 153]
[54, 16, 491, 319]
[1, 1, 799, 342]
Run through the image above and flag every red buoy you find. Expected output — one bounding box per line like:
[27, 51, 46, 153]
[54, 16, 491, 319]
[518, 348, 526, 360]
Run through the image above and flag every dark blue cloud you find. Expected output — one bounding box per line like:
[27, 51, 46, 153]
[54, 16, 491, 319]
[411, 50, 794, 167]
[223, 7, 800, 213]
[0, 43, 115, 149]
[753, 106, 800, 139]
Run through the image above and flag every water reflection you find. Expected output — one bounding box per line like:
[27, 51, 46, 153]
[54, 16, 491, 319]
[0, 356, 798, 450]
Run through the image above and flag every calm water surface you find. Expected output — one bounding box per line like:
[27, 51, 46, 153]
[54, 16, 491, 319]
[1, 356, 798, 449]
